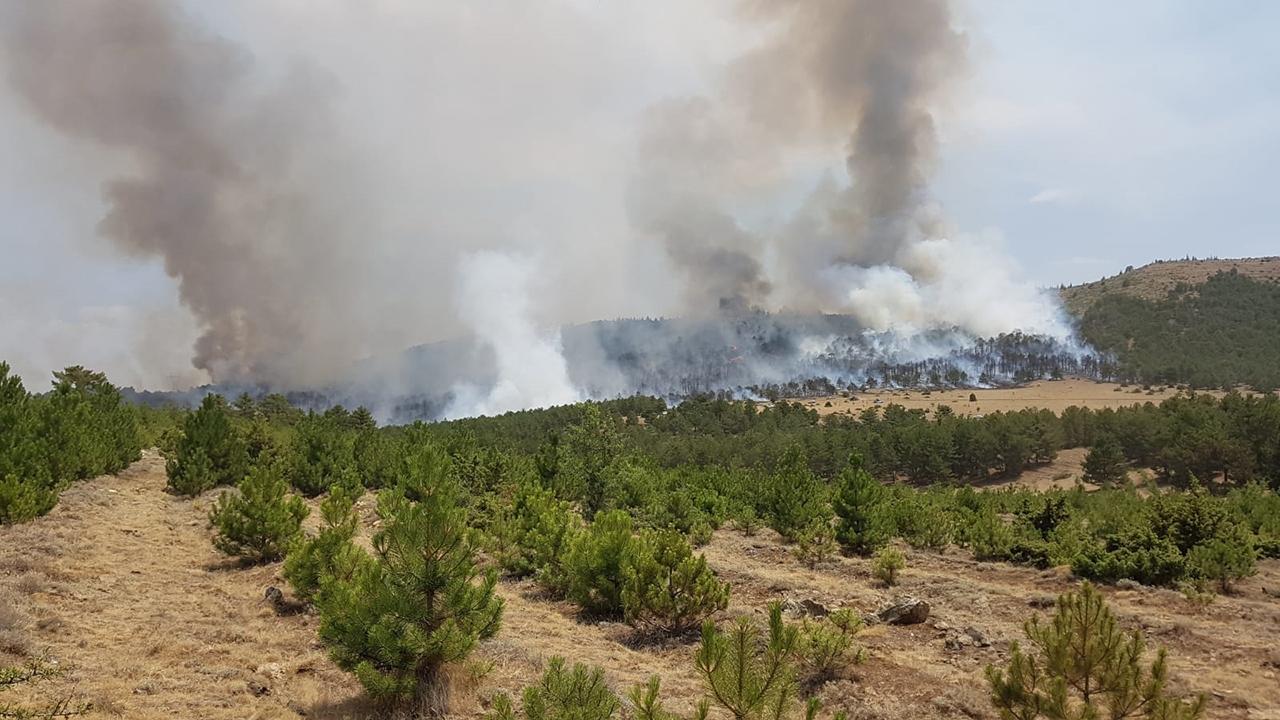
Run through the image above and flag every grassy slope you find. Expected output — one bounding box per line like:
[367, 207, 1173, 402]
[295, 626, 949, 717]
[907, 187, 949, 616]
[1059, 256, 1280, 316]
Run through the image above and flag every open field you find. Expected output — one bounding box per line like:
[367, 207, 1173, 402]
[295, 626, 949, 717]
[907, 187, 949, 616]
[2, 452, 1277, 720]
[791, 378, 1215, 419]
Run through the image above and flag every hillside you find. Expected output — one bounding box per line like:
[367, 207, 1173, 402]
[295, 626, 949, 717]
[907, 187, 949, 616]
[1072, 268, 1280, 390]
[1060, 257, 1280, 315]
[3, 453, 1278, 719]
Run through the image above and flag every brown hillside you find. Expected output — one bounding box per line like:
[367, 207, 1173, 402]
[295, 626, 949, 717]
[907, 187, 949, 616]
[1059, 256, 1280, 315]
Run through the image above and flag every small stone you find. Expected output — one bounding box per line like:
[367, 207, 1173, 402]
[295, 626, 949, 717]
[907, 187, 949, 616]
[1115, 579, 1142, 591]
[1028, 595, 1057, 609]
[876, 596, 930, 625]
[964, 626, 991, 647]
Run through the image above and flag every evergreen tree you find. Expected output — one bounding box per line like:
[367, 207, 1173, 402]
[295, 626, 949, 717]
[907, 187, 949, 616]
[832, 456, 891, 555]
[486, 658, 621, 720]
[872, 547, 905, 587]
[317, 466, 503, 716]
[209, 463, 309, 563]
[493, 481, 580, 589]
[288, 412, 359, 497]
[1186, 529, 1256, 593]
[284, 482, 362, 602]
[555, 405, 625, 519]
[166, 394, 248, 496]
[695, 602, 800, 720]
[621, 529, 729, 633]
[986, 583, 1207, 720]
[1083, 435, 1128, 486]
[765, 447, 828, 542]
[564, 510, 635, 615]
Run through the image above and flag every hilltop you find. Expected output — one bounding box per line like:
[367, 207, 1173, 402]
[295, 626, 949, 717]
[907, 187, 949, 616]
[1060, 256, 1280, 315]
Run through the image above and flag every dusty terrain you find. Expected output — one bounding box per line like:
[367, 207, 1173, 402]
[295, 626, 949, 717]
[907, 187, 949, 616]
[793, 378, 1209, 419]
[2, 451, 1278, 720]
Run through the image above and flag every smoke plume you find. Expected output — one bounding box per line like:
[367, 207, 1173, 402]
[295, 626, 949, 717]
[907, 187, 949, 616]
[444, 252, 581, 419]
[0, 0, 374, 386]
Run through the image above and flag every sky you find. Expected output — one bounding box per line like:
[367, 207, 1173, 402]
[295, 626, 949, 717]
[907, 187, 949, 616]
[0, 1, 1277, 390]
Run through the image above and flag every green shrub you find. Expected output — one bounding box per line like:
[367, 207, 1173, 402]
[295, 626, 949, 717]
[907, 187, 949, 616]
[621, 529, 729, 633]
[967, 510, 1015, 561]
[765, 447, 828, 542]
[832, 457, 891, 555]
[283, 483, 361, 602]
[793, 609, 864, 682]
[695, 602, 801, 720]
[987, 583, 1206, 720]
[487, 657, 620, 720]
[1071, 526, 1186, 587]
[166, 394, 248, 496]
[1082, 435, 1128, 486]
[793, 522, 838, 569]
[1147, 482, 1232, 554]
[209, 463, 309, 563]
[316, 466, 502, 715]
[288, 412, 359, 497]
[872, 547, 905, 587]
[564, 510, 635, 615]
[493, 481, 580, 586]
[1186, 531, 1256, 593]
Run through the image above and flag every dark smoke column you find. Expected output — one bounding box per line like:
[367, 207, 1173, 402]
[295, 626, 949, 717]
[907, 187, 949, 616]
[0, 0, 359, 386]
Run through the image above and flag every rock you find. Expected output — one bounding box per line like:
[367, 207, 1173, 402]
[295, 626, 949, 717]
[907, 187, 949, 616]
[876, 597, 930, 625]
[265, 586, 307, 616]
[944, 634, 971, 651]
[247, 676, 271, 697]
[255, 662, 284, 680]
[1028, 594, 1057, 609]
[964, 626, 991, 647]
[933, 621, 952, 632]
[1265, 649, 1280, 669]
[287, 700, 309, 716]
[799, 598, 829, 617]
[1115, 579, 1143, 591]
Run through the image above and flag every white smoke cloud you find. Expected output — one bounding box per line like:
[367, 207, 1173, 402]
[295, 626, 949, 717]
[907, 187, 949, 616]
[443, 251, 581, 419]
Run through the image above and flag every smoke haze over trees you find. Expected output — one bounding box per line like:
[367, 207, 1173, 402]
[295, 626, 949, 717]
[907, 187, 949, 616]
[4, 1, 1259, 418]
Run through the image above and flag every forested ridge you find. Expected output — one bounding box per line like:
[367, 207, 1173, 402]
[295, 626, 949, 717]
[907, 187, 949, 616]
[1077, 270, 1280, 390]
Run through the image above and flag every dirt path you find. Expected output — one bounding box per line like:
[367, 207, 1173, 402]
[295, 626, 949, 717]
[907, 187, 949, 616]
[0, 451, 365, 719]
[2, 454, 1276, 720]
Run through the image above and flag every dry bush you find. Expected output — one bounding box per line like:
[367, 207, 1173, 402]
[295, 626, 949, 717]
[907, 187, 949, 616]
[0, 588, 32, 656]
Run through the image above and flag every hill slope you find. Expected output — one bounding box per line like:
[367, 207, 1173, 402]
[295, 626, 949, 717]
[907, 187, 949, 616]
[1068, 263, 1280, 390]
[1060, 257, 1280, 315]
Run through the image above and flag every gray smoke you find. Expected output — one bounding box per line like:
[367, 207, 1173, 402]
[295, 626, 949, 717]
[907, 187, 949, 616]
[636, 0, 967, 314]
[0, 0, 366, 385]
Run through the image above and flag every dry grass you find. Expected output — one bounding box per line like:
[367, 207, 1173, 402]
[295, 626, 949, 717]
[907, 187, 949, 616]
[791, 379, 1214, 420]
[1, 445, 1277, 719]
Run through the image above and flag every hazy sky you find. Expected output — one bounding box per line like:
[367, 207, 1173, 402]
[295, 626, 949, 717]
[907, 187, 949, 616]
[1, 1, 1276, 389]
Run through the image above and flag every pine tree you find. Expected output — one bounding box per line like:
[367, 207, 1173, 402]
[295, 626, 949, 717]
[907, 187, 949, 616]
[209, 463, 309, 563]
[695, 602, 801, 720]
[288, 412, 359, 497]
[564, 510, 635, 615]
[986, 583, 1207, 720]
[166, 394, 248, 496]
[317, 467, 503, 716]
[1083, 435, 1128, 486]
[792, 522, 838, 569]
[872, 547, 905, 587]
[832, 456, 891, 555]
[1186, 529, 1256, 593]
[621, 529, 729, 634]
[486, 658, 621, 720]
[283, 482, 361, 602]
[765, 447, 827, 542]
[493, 481, 580, 588]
